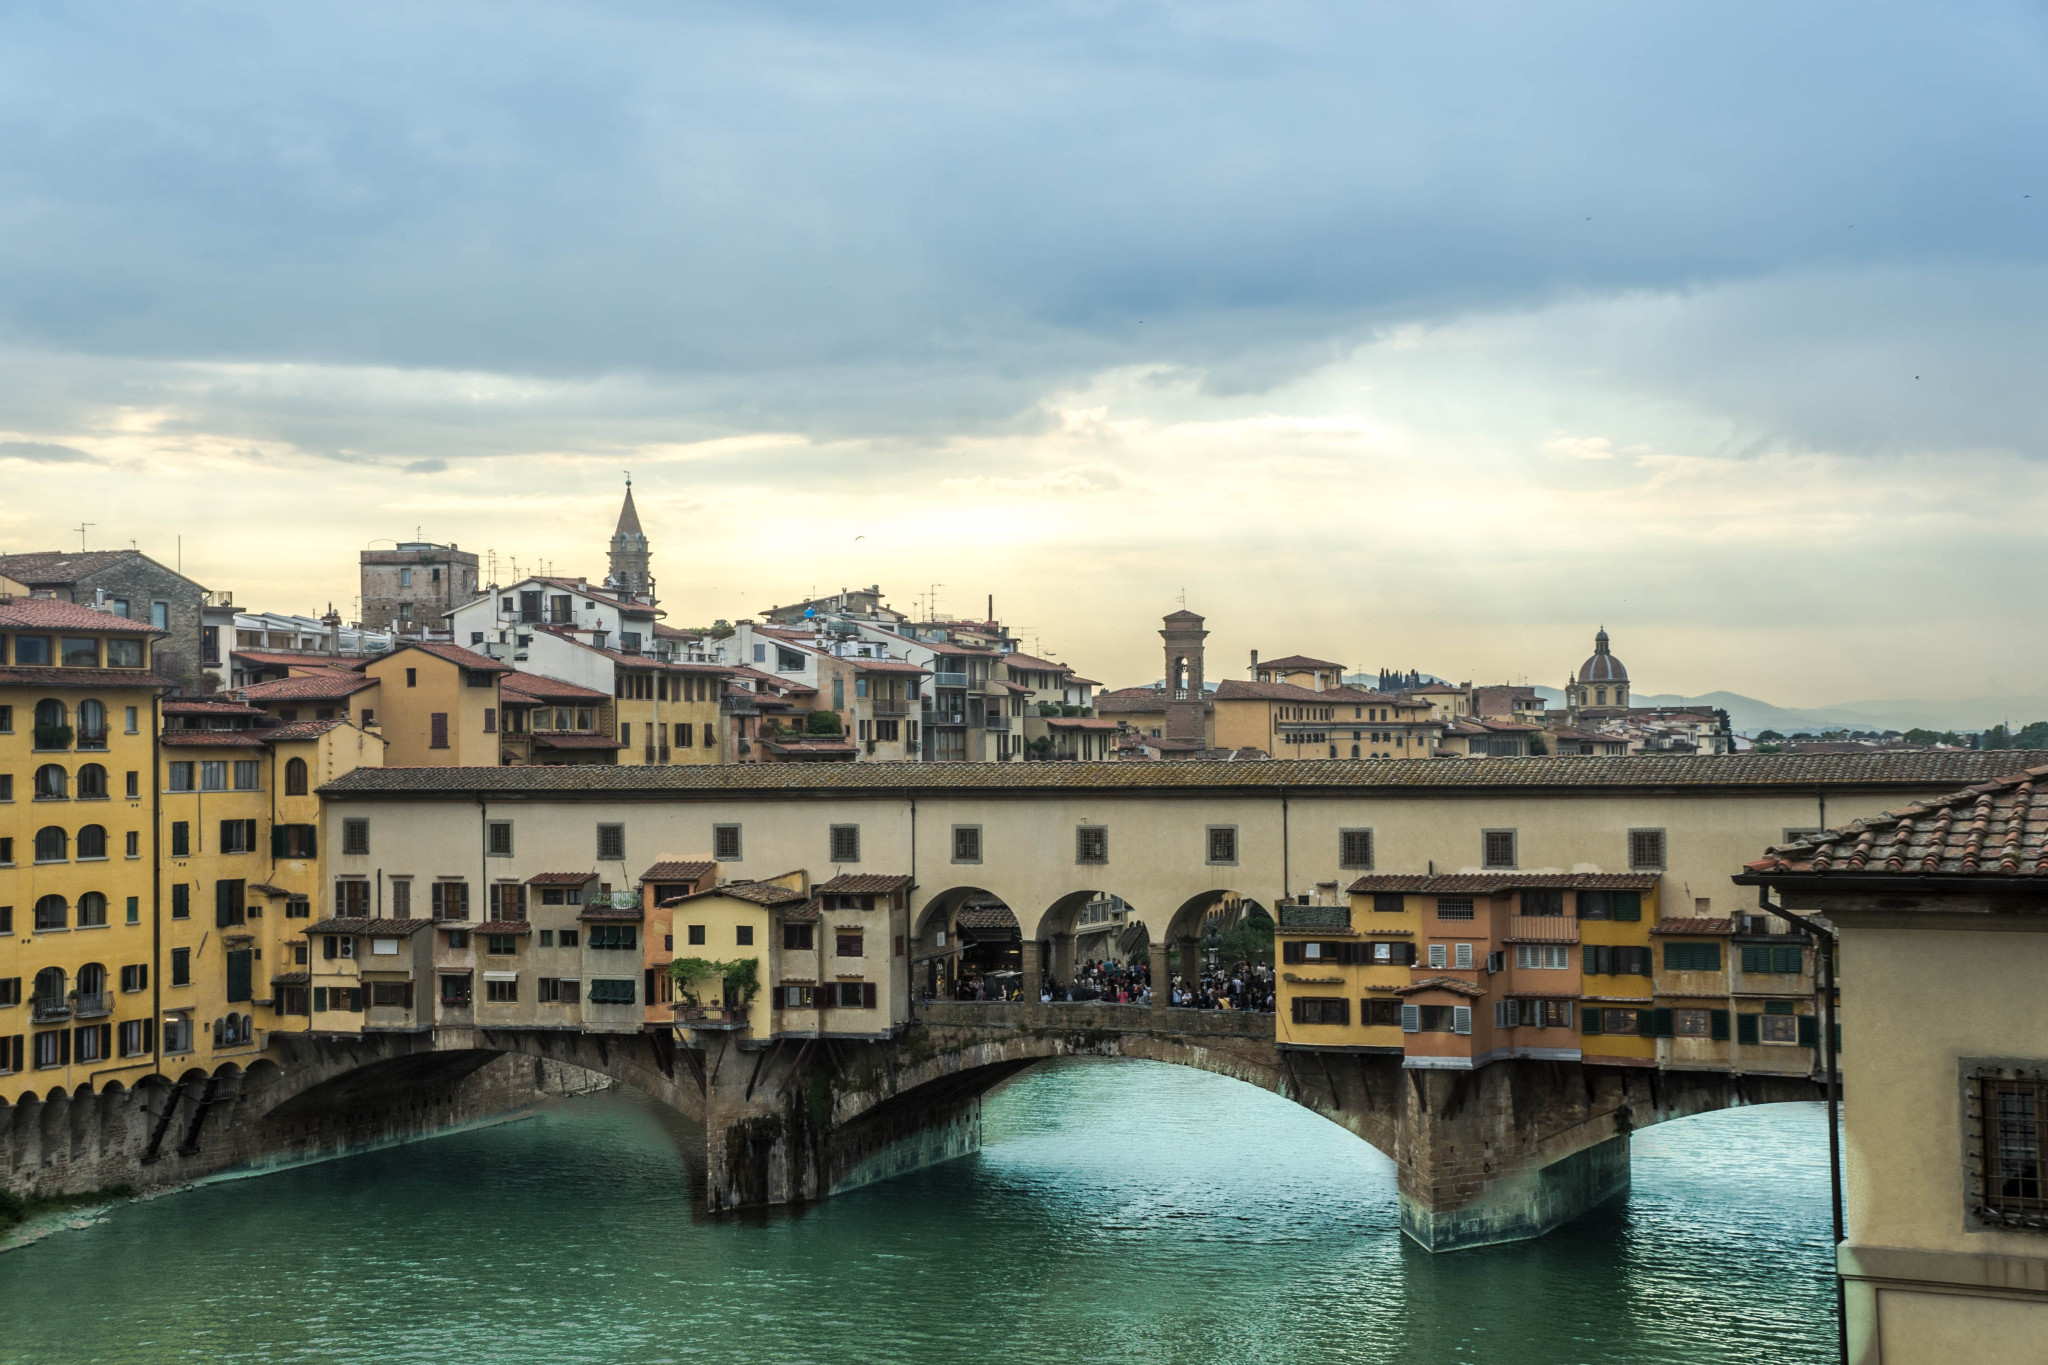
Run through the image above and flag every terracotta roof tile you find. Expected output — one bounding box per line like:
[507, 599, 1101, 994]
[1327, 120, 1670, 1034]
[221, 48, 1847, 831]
[534, 734, 627, 750]
[1344, 873, 1660, 895]
[501, 671, 610, 702]
[309, 917, 434, 935]
[955, 905, 1019, 931]
[1255, 654, 1344, 671]
[320, 752, 2039, 799]
[0, 596, 167, 634]
[0, 665, 171, 689]
[641, 860, 717, 884]
[241, 670, 377, 702]
[524, 871, 597, 886]
[269, 971, 311, 986]
[474, 920, 535, 935]
[0, 550, 151, 584]
[382, 641, 513, 673]
[676, 880, 809, 907]
[163, 700, 263, 716]
[577, 904, 644, 921]
[263, 717, 357, 742]
[815, 873, 911, 895]
[161, 729, 268, 748]
[781, 898, 823, 923]
[1394, 975, 1487, 998]
[1651, 918, 1735, 936]
[1743, 762, 2048, 884]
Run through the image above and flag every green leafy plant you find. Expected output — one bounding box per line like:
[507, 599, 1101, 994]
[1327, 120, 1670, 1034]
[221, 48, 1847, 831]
[668, 955, 761, 1005]
[32, 724, 72, 750]
[804, 709, 843, 736]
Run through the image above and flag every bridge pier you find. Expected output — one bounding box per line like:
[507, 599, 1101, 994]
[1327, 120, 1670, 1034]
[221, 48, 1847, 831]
[1148, 943, 1171, 1010]
[1020, 940, 1042, 1001]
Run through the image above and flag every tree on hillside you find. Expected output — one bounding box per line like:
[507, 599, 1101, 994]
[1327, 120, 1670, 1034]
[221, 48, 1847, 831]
[1756, 729, 1785, 742]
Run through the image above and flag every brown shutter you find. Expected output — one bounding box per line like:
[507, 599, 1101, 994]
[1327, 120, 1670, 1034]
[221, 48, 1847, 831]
[862, 982, 877, 1009]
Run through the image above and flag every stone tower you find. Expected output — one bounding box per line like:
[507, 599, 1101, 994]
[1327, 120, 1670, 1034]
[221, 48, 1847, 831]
[1160, 609, 1209, 743]
[607, 478, 653, 604]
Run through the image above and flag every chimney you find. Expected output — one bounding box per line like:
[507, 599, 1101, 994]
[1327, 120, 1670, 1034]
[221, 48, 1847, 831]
[1250, 649, 1258, 677]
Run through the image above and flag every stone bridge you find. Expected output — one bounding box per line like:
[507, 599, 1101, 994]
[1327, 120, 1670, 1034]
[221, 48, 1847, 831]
[4, 1002, 1821, 1252]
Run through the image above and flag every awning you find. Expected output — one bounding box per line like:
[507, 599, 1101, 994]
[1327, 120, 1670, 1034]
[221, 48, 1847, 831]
[482, 971, 519, 981]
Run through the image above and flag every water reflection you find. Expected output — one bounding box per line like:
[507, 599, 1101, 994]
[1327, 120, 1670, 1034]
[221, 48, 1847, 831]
[0, 1057, 1833, 1365]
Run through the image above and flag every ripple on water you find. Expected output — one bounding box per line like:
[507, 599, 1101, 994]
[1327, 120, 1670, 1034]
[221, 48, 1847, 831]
[0, 1058, 1834, 1365]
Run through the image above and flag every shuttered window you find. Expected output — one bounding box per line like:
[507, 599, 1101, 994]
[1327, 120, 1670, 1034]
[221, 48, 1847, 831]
[215, 879, 245, 927]
[1664, 942, 1721, 972]
[1736, 1013, 1760, 1045]
[429, 713, 449, 749]
[225, 949, 252, 1003]
[1290, 997, 1349, 1025]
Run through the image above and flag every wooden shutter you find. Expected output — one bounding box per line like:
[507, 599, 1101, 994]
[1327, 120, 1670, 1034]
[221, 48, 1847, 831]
[862, 982, 877, 1010]
[226, 950, 252, 1003]
[1493, 1000, 1508, 1029]
[216, 880, 235, 927]
[314, 987, 327, 1012]
[1710, 1009, 1729, 1041]
[1798, 1014, 1819, 1048]
[1649, 1007, 1674, 1038]
[1452, 1005, 1471, 1035]
[1582, 1007, 1603, 1035]
[1400, 1004, 1420, 1032]
[1613, 892, 1641, 922]
[1736, 1013, 1759, 1045]
[430, 712, 449, 748]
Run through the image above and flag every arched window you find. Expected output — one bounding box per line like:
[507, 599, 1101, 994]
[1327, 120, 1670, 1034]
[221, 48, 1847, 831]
[34, 698, 65, 730]
[76, 892, 108, 926]
[34, 826, 68, 863]
[1351, 744, 1360, 758]
[76, 763, 108, 799]
[285, 756, 309, 796]
[76, 699, 107, 748]
[77, 826, 108, 860]
[75, 962, 106, 997]
[33, 764, 67, 799]
[32, 966, 66, 1008]
[33, 895, 67, 931]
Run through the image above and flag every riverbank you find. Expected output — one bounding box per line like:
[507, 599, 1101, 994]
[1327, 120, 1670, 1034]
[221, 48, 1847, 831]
[0, 1062, 1835, 1364]
[0, 1185, 136, 1253]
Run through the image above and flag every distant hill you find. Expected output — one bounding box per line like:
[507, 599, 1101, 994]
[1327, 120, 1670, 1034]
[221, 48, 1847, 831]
[1341, 671, 2048, 737]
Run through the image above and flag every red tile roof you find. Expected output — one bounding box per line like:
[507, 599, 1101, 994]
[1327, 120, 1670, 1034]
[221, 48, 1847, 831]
[383, 641, 513, 673]
[525, 871, 597, 886]
[815, 873, 912, 895]
[1394, 975, 1487, 998]
[501, 671, 610, 702]
[955, 905, 1019, 931]
[780, 898, 823, 923]
[164, 700, 263, 716]
[534, 735, 627, 751]
[263, 718, 357, 742]
[1344, 873, 1660, 895]
[0, 597, 166, 634]
[1256, 654, 1344, 671]
[1045, 716, 1122, 731]
[242, 670, 377, 702]
[1651, 918, 1734, 936]
[1001, 652, 1070, 673]
[850, 658, 931, 675]
[1213, 678, 1378, 704]
[1743, 763, 2048, 882]
[641, 860, 717, 884]
[0, 550, 148, 583]
[0, 665, 170, 689]
[676, 880, 809, 907]
[231, 650, 355, 670]
[161, 729, 268, 748]
[475, 920, 535, 935]
[309, 917, 434, 935]
[577, 904, 644, 921]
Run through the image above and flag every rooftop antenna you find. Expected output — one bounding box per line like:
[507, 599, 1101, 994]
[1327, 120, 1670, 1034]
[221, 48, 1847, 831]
[75, 522, 94, 551]
[927, 583, 944, 622]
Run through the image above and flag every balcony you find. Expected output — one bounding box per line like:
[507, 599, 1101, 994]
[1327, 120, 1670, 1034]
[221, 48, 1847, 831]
[983, 712, 1011, 731]
[76, 730, 109, 752]
[31, 997, 71, 1023]
[872, 697, 908, 717]
[932, 672, 970, 690]
[1506, 916, 1579, 944]
[676, 1003, 750, 1031]
[72, 992, 112, 1019]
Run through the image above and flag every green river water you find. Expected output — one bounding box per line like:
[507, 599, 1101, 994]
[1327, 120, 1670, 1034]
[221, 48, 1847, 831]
[0, 1059, 1836, 1364]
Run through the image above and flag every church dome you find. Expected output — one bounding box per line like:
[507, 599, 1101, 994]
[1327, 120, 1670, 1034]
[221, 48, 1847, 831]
[1577, 629, 1628, 684]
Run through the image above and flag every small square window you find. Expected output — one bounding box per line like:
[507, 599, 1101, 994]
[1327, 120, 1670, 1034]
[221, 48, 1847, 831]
[829, 825, 860, 864]
[952, 825, 981, 863]
[342, 819, 370, 855]
[1076, 826, 1108, 865]
[687, 924, 705, 946]
[713, 824, 741, 861]
[1629, 829, 1666, 871]
[736, 924, 754, 946]
[1482, 830, 1517, 869]
[1206, 826, 1237, 865]
[1339, 829, 1374, 869]
[488, 821, 513, 856]
[596, 823, 625, 860]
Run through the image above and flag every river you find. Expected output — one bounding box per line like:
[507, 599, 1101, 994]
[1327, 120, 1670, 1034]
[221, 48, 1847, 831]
[0, 1059, 1836, 1364]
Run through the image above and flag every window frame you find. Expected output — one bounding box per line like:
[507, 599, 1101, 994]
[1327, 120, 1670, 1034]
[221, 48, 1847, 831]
[1205, 825, 1238, 866]
[951, 824, 982, 864]
[1075, 825, 1108, 866]
[828, 824, 861, 864]
[1628, 828, 1668, 871]
[1338, 828, 1374, 870]
[1482, 829, 1517, 870]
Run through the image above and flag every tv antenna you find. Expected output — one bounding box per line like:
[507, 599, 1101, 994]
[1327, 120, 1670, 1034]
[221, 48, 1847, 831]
[75, 522, 94, 551]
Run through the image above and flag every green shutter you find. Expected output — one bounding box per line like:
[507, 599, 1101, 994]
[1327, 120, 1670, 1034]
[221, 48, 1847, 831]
[1582, 1007, 1603, 1035]
[216, 880, 235, 928]
[1710, 1009, 1729, 1041]
[225, 950, 252, 1003]
[1736, 1013, 1759, 1044]
[1649, 1007, 1674, 1038]
[1798, 1014, 1819, 1048]
[1773, 945, 1802, 974]
[271, 825, 286, 858]
[1613, 891, 1641, 922]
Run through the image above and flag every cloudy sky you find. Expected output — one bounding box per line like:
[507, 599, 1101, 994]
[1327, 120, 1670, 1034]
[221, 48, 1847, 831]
[3, 2, 2044, 703]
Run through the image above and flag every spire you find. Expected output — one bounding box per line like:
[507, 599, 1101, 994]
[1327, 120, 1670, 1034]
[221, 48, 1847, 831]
[1594, 627, 1609, 653]
[615, 478, 644, 538]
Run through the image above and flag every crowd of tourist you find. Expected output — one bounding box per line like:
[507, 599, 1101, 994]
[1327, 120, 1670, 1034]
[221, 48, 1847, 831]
[930, 956, 1278, 1011]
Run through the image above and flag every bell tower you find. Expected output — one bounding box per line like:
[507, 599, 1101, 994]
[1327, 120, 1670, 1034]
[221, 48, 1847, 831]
[1160, 609, 1209, 742]
[607, 475, 653, 604]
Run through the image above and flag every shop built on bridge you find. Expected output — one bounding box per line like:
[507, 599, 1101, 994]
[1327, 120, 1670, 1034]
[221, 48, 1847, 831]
[10, 752, 2010, 1249]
